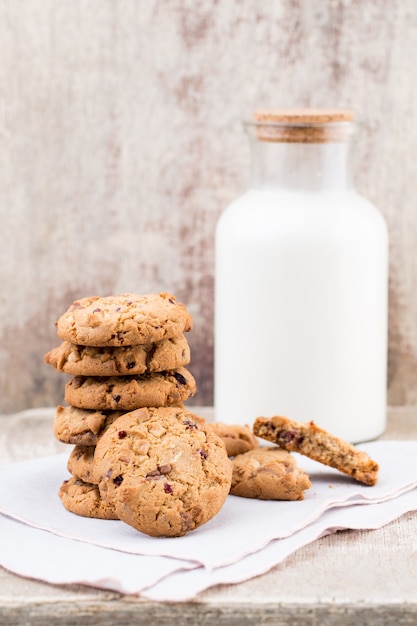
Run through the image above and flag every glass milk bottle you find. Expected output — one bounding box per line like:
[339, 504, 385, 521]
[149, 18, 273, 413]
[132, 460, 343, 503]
[214, 109, 388, 442]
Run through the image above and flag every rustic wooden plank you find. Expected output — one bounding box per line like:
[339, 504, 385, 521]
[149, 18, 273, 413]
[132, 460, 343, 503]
[0, 1, 416, 412]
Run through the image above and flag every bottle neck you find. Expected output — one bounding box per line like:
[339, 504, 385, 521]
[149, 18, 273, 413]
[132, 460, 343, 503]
[247, 130, 354, 192]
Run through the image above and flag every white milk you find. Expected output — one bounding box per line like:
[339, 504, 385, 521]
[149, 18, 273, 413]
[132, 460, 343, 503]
[214, 112, 388, 442]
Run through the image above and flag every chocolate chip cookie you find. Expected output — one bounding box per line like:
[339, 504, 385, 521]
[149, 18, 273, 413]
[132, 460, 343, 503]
[59, 477, 118, 520]
[253, 416, 379, 486]
[64, 367, 196, 410]
[56, 292, 192, 347]
[230, 447, 311, 500]
[45, 335, 191, 377]
[94, 407, 233, 537]
[67, 445, 96, 483]
[209, 422, 260, 457]
[54, 405, 125, 445]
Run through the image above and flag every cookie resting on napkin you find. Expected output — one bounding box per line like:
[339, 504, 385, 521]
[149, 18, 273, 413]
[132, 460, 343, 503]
[253, 415, 379, 486]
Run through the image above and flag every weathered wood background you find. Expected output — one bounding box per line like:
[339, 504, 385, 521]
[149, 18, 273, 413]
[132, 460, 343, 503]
[0, 0, 416, 413]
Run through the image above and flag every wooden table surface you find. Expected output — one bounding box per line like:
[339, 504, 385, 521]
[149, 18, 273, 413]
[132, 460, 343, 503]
[1, 406, 417, 626]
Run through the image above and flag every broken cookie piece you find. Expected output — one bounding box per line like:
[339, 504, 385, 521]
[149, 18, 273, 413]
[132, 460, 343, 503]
[253, 416, 379, 486]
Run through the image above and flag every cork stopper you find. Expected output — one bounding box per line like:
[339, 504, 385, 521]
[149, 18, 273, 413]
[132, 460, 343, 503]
[250, 108, 354, 143]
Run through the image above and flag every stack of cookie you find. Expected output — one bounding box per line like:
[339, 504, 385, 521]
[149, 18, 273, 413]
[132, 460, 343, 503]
[45, 292, 198, 523]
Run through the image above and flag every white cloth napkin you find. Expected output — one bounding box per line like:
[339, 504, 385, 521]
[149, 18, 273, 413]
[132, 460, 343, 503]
[142, 487, 417, 601]
[1, 440, 417, 600]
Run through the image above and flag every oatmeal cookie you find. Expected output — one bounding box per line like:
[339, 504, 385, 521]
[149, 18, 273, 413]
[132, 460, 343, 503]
[54, 405, 125, 445]
[230, 447, 311, 500]
[64, 368, 196, 411]
[67, 445, 96, 483]
[94, 407, 232, 537]
[58, 477, 118, 520]
[56, 292, 192, 347]
[45, 335, 191, 377]
[253, 416, 379, 485]
[209, 422, 260, 457]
